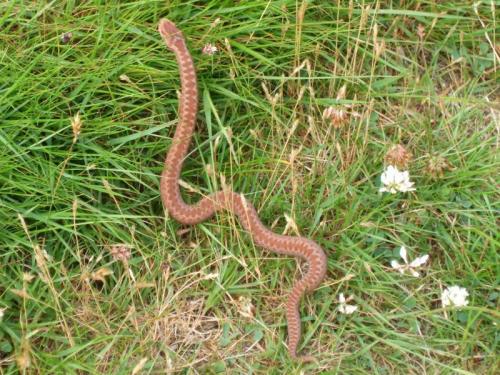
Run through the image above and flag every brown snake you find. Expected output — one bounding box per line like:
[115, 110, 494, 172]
[158, 19, 327, 360]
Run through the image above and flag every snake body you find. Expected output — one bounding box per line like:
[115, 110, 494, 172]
[158, 19, 327, 360]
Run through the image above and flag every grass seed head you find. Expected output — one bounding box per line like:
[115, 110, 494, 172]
[119, 74, 132, 83]
[90, 267, 113, 283]
[71, 112, 82, 144]
[16, 338, 31, 371]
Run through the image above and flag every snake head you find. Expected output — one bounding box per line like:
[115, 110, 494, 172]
[158, 19, 185, 50]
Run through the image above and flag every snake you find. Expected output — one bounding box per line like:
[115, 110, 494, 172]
[158, 19, 327, 360]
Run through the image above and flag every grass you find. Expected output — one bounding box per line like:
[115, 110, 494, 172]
[0, 0, 498, 373]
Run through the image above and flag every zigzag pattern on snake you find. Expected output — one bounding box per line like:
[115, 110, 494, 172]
[158, 19, 327, 360]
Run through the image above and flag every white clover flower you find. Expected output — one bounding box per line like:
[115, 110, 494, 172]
[202, 43, 217, 55]
[442, 285, 469, 308]
[390, 246, 429, 277]
[338, 293, 358, 314]
[379, 165, 415, 193]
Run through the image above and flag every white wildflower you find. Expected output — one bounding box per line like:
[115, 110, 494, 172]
[338, 293, 358, 314]
[379, 165, 415, 193]
[0, 307, 5, 322]
[442, 285, 469, 308]
[202, 43, 217, 55]
[390, 246, 429, 277]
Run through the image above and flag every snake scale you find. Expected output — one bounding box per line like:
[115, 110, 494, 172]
[158, 19, 327, 360]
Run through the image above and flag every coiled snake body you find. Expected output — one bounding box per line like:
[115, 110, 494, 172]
[158, 19, 327, 360]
